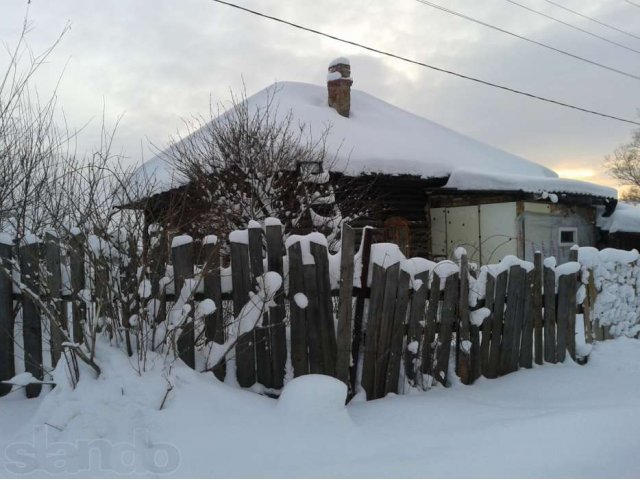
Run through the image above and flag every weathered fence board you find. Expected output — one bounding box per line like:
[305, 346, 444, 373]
[249, 226, 271, 388]
[0, 242, 14, 397]
[202, 238, 225, 380]
[375, 262, 400, 398]
[44, 232, 63, 368]
[543, 265, 557, 363]
[350, 227, 373, 396]
[266, 223, 286, 389]
[361, 263, 385, 400]
[231, 239, 255, 387]
[310, 241, 337, 377]
[434, 273, 458, 387]
[533, 252, 543, 366]
[519, 269, 535, 369]
[500, 265, 525, 376]
[406, 270, 429, 385]
[457, 254, 472, 385]
[336, 225, 355, 386]
[420, 272, 440, 384]
[172, 240, 195, 369]
[287, 242, 309, 378]
[487, 270, 507, 378]
[385, 269, 411, 396]
[480, 273, 495, 377]
[69, 232, 86, 345]
[20, 241, 44, 398]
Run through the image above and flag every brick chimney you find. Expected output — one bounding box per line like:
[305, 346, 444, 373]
[327, 57, 353, 117]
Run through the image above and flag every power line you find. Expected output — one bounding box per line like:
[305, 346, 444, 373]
[541, 0, 640, 41]
[503, 0, 640, 55]
[624, 0, 640, 9]
[414, 0, 640, 82]
[209, 0, 640, 126]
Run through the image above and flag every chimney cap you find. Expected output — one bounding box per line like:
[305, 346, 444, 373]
[329, 57, 350, 67]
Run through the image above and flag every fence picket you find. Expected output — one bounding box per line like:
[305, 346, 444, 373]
[172, 239, 195, 369]
[480, 273, 495, 377]
[420, 272, 440, 384]
[310, 241, 337, 377]
[375, 262, 400, 398]
[336, 225, 355, 386]
[231, 239, 255, 387]
[69, 232, 86, 344]
[543, 265, 557, 363]
[406, 270, 429, 385]
[361, 263, 385, 400]
[287, 242, 309, 377]
[434, 273, 458, 387]
[385, 269, 411, 396]
[533, 252, 543, 365]
[519, 269, 535, 369]
[487, 270, 507, 378]
[266, 223, 286, 389]
[457, 254, 472, 385]
[20, 240, 44, 398]
[0, 242, 14, 397]
[44, 233, 63, 368]
[202, 239, 224, 380]
[249, 226, 272, 388]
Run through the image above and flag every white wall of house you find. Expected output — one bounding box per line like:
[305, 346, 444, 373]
[430, 201, 595, 265]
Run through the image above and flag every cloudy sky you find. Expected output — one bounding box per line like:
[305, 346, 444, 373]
[3, 0, 640, 192]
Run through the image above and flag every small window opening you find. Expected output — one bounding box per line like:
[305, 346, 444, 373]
[558, 227, 577, 246]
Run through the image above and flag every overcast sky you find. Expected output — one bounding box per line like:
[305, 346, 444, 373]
[3, 0, 640, 192]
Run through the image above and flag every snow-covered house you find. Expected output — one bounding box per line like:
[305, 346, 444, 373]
[130, 58, 617, 264]
[598, 202, 640, 251]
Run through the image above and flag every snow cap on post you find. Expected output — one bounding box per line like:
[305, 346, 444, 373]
[327, 57, 353, 118]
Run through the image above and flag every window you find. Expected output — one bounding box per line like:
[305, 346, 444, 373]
[558, 227, 578, 246]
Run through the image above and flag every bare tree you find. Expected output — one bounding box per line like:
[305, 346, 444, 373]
[163, 85, 370, 249]
[606, 129, 640, 195]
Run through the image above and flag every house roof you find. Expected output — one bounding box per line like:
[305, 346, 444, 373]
[132, 81, 617, 200]
[598, 202, 640, 233]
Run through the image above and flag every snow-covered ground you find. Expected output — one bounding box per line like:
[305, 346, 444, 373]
[1, 338, 640, 478]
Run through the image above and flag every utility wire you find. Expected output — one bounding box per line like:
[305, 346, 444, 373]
[504, 0, 640, 55]
[209, 0, 640, 126]
[541, 0, 640, 41]
[624, 0, 640, 9]
[414, 0, 640, 82]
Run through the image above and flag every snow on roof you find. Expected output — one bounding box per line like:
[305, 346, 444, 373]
[598, 202, 640, 233]
[132, 81, 615, 199]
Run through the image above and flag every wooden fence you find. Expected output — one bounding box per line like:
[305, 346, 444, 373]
[0, 223, 598, 401]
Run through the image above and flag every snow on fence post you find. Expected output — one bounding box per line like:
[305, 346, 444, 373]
[487, 270, 507, 378]
[349, 227, 373, 397]
[230, 230, 256, 387]
[457, 253, 472, 385]
[249, 224, 272, 388]
[543, 263, 557, 363]
[533, 252, 543, 366]
[434, 273, 458, 387]
[361, 263, 385, 399]
[335, 224, 355, 387]
[265, 220, 286, 389]
[0, 238, 15, 397]
[69, 231, 86, 345]
[202, 235, 224, 380]
[405, 270, 429, 386]
[44, 231, 63, 367]
[583, 268, 597, 345]
[310, 239, 337, 377]
[420, 271, 440, 385]
[172, 235, 195, 369]
[480, 273, 495, 377]
[20, 237, 44, 398]
[499, 265, 526, 376]
[287, 241, 309, 378]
